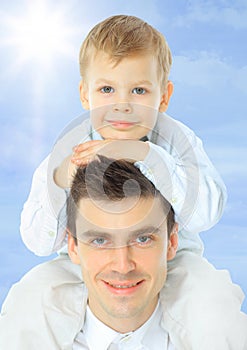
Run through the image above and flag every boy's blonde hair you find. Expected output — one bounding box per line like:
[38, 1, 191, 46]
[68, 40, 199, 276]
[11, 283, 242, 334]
[79, 15, 172, 88]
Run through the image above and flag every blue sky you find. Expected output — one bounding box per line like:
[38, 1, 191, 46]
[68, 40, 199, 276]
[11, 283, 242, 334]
[0, 0, 247, 313]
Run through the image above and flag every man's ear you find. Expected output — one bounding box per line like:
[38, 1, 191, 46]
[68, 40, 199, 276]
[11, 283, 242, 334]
[167, 223, 178, 261]
[67, 232, 81, 265]
[159, 80, 173, 112]
[79, 80, 90, 110]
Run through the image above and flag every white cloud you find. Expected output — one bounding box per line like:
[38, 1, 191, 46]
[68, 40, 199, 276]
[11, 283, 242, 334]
[203, 120, 247, 138]
[205, 144, 247, 177]
[174, 1, 247, 29]
[234, 66, 247, 93]
[171, 52, 247, 95]
[71, 0, 163, 28]
[0, 120, 49, 172]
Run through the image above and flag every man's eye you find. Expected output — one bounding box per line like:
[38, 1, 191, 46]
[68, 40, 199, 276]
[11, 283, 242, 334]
[132, 87, 146, 95]
[136, 235, 152, 245]
[101, 86, 114, 94]
[91, 237, 108, 246]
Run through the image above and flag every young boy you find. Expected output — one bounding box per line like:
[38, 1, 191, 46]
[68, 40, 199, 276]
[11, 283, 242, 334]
[20, 15, 245, 344]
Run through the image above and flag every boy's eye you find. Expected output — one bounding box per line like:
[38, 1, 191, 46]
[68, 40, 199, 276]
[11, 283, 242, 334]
[132, 87, 146, 95]
[101, 86, 114, 94]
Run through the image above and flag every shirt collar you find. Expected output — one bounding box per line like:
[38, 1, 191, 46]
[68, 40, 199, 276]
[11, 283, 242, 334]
[83, 305, 118, 350]
[83, 301, 162, 350]
[90, 128, 103, 141]
[111, 302, 162, 349]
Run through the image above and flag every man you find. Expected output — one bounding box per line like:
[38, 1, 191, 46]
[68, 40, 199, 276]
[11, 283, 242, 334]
[1, 156, 247, 349]
[67, 155, 179, 349]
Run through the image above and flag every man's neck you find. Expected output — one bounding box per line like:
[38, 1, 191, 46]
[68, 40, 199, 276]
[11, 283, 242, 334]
[82, 301, 165, 350]
[88, 298, 159, 334]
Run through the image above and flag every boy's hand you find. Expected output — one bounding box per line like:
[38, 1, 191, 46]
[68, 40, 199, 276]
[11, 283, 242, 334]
[71, 140, 111, 165]
[54, 154, 78, 189]
[54, 140, 149, 189]
[71, 139, 150, 166]
[54, 140, 110, 189]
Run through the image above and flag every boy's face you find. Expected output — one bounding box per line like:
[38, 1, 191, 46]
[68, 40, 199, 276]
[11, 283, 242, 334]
[68, 196, 178, 332]
[79, 52, 173, 140]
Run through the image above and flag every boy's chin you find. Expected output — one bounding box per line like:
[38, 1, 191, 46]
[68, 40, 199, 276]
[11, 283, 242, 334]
[100, 127, 149, 140]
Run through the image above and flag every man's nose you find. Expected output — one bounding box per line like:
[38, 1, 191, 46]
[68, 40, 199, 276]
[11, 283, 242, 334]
[110, 246, 135, 274]
[113, 102, 132, 113]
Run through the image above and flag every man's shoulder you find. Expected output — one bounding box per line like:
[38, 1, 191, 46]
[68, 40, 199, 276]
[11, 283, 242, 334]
[20, 255, 82, 287]
[0, 256, 86, 349]
[1, 256, 85, 319]
[2, 256, 83, 304]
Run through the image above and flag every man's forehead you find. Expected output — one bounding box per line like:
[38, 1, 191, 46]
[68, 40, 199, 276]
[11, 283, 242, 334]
[75, 196, 168, 232]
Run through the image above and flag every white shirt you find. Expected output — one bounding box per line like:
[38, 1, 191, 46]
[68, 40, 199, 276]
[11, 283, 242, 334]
[1, 254, 247, 349]
[20, 113, 227, 256]
[73, 302, 175, 350]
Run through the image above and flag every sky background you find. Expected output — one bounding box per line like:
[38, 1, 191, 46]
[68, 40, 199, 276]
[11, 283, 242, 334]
[0, 0, 246, 313]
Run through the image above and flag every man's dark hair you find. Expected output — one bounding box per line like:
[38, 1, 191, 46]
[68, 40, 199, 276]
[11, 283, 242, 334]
[67, 155, 175, 243]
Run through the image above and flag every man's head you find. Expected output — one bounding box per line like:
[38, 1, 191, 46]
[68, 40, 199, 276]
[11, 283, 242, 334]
[67, 156, 178, 332]
[78, 15, 173, 140]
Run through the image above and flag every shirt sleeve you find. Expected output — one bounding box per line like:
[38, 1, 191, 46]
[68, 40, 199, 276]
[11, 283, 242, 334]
[20, 116, 92, 256]
[20, 155, 67, 256]
[135, 113, 227, 233]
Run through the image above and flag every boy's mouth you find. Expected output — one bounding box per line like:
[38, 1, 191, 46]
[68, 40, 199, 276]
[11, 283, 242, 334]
[106, 120, 138, 129]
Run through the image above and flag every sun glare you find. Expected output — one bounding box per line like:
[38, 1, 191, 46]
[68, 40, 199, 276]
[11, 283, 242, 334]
[2, 0, 78, 69]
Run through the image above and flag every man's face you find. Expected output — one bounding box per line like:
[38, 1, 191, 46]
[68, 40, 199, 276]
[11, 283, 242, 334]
[79, 52, 173, 140]
[68, 196, 178, 332]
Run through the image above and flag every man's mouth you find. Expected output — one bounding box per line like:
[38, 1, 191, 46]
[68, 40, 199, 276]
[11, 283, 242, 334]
[103, 280, 144, 294]
[107, 282, 140, 289]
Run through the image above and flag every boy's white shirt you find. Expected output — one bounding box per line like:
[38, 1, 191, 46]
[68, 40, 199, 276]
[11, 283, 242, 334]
[20, 112, 227, 256]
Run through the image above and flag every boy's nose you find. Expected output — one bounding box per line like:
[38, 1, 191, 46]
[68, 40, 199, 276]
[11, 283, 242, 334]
[113, 102, 132, 113]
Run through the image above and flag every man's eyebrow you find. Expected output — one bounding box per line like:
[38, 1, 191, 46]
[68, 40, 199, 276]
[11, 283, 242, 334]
[78, 230, 112, 239]
[78, 226, 163, 238]
[128, 226, 163, 238]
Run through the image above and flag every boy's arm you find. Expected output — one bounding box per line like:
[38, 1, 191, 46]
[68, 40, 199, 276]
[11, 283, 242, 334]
[20, 155, 68, 256]
[136, 114, 227, 233]
[70, 117, 226, 234]
[20, 116, 92, 256]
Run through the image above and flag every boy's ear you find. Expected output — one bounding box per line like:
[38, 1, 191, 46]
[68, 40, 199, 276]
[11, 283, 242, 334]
[67, 231, 80, 265]
[159, 80, 173, 112]
[167, 223, 178, 261]
[79, 80, 90, 110]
